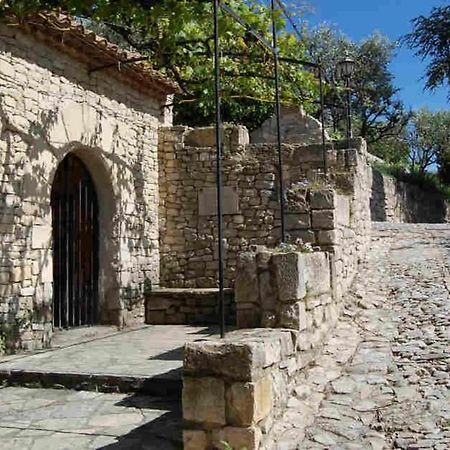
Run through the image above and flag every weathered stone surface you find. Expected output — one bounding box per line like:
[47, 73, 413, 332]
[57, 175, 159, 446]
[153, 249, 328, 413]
[250, 105, 329, 145]
[311, 209, 336, 230]
[310, 189, 336, 210]
[285, 213, 311, 230]
[184, 340, 263, 381]
[183, 430, 208, 450]
[279, 301, 308, 331]
[304, 252, 331, 297]
[235, 252, 259, 306]
[226, 376, 273, 426]
[214, 426, 262, 450]
[0, 22, 167, 350]
[183, 377, 226, 427]
[272, 252, 306, 301]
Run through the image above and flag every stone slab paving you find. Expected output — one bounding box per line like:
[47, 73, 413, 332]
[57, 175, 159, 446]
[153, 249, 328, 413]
[269, 223, 450, 450]
[0, 325, 218, 393]
[0, 386, 182, 449]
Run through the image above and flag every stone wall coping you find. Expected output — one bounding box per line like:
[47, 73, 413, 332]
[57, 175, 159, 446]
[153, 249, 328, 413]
[184, 328, 297, 381]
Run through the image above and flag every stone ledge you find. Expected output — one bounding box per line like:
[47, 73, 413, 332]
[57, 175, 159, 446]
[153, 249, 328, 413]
[184, 329, 296, 382]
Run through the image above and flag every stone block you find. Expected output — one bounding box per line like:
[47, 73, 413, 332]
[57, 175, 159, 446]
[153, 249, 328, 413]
[310, 189, 337, 209]
[285, 213, 310, 230]
[183, 377, 226, 427]
[316, 230, 338, 245]
[272, 252, 306, 301]
[31, 225, 51, 249]
[304, 252, 330, 297]
[336, 195, 351, 226]
[184, 340, 264, 382]
[235, 252, 259, 306]
[226, 376, 273, 426]
[213, 426, 261, 450]
[279, 300, 307, 331]
[311, 209, 336, 230]
[183, 430, 208, 450]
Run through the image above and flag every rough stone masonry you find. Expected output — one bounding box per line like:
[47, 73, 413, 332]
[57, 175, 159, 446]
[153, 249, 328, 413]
[0, 14, 177, 350]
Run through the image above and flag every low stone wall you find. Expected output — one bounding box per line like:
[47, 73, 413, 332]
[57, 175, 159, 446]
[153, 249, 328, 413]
[235, 250, 338, 340]
[370, 169, 450, 223]
[183, 329, 300, 450]
[145, 288, 235, 325]
[182, 248, 347, 449]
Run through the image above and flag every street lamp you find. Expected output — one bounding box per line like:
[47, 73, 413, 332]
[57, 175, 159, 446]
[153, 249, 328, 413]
[336, 55, 355, 145]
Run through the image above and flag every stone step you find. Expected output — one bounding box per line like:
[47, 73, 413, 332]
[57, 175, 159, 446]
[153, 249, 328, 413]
[0, 325, 219, 398]
[145, 288, 236, 326]
[0, 368, 181, 396]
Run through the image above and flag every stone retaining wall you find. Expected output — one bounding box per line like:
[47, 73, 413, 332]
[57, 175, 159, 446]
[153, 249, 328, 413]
[370, 169, 450, 223]
[158, 126, 371, 292]
[183, 329, 300, 450]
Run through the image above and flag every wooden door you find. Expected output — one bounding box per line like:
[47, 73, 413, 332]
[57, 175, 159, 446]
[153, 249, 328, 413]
[51, 154, 99, 328]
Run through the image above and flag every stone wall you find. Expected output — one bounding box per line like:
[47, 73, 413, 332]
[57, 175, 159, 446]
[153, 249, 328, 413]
[158, 125, 372, 292]
[183, 329, 300, 450]
[0, 25, 170, 350]
[370, 169, 450, 223]
[145, 288, 235, 325]
[235, 250, 337, 338]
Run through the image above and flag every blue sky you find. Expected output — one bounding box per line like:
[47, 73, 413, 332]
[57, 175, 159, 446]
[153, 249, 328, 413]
[303, 0, 449, 112]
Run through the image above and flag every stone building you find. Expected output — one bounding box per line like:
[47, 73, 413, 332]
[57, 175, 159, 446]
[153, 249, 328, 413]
[0, 13, 178, 350]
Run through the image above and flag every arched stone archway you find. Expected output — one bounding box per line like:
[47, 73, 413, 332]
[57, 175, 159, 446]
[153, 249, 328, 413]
[51, 153, 99, 328]
[50, 148, 121, 328]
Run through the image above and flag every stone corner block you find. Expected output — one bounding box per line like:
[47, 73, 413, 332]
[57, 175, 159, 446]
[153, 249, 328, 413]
[304, 252, 331, 297]
[184, 340, 263, 381]
[272, 252, 306, 301]
[226, 376, 273, 426]
[183, 376, 226, 427]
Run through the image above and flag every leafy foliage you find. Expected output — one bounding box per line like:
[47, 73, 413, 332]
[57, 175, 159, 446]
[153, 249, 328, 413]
[0, 0, 318, 130]
[407, 109, 450, 176]
[305, 26, 410, 150]
[373, 161, 450, 201]
[404, 6, 450, 98]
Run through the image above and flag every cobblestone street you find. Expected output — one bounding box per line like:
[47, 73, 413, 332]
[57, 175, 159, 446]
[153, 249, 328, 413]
[1, 223, 449, 449]
[271, 223, 450, 450]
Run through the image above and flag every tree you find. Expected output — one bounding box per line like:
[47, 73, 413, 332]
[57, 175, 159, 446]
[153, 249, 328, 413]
[305, 26, 409, 155]
[404, 6, 450, 98]
[1, 1, 318, 130]
[406, 109, 450, 176]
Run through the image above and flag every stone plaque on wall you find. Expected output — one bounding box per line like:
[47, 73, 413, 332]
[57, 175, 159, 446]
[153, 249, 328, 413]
[198, 186, 240, 216]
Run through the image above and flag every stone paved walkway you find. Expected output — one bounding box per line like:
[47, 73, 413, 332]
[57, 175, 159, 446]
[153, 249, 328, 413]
[270, 223, 450, 450]
[0, 387, 181, 449]
[0, 325, 217, 393]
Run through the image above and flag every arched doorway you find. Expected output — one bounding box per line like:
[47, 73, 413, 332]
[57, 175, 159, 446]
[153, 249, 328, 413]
[51, 153, 99, 328]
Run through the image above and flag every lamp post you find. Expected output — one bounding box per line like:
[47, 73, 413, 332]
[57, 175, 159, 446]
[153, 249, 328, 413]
[336, 55, 355, 147]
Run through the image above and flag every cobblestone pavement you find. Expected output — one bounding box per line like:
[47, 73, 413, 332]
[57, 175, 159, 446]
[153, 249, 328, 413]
[271, 223, 450, 450]
[0, 387, 182, 449]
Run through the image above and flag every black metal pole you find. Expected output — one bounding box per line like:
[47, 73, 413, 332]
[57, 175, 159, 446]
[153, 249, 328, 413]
[346, 77, 352, 144]
[271, 0, 286, 243]
[318, 67, 327, 176]
[213, 0, 226, 338]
